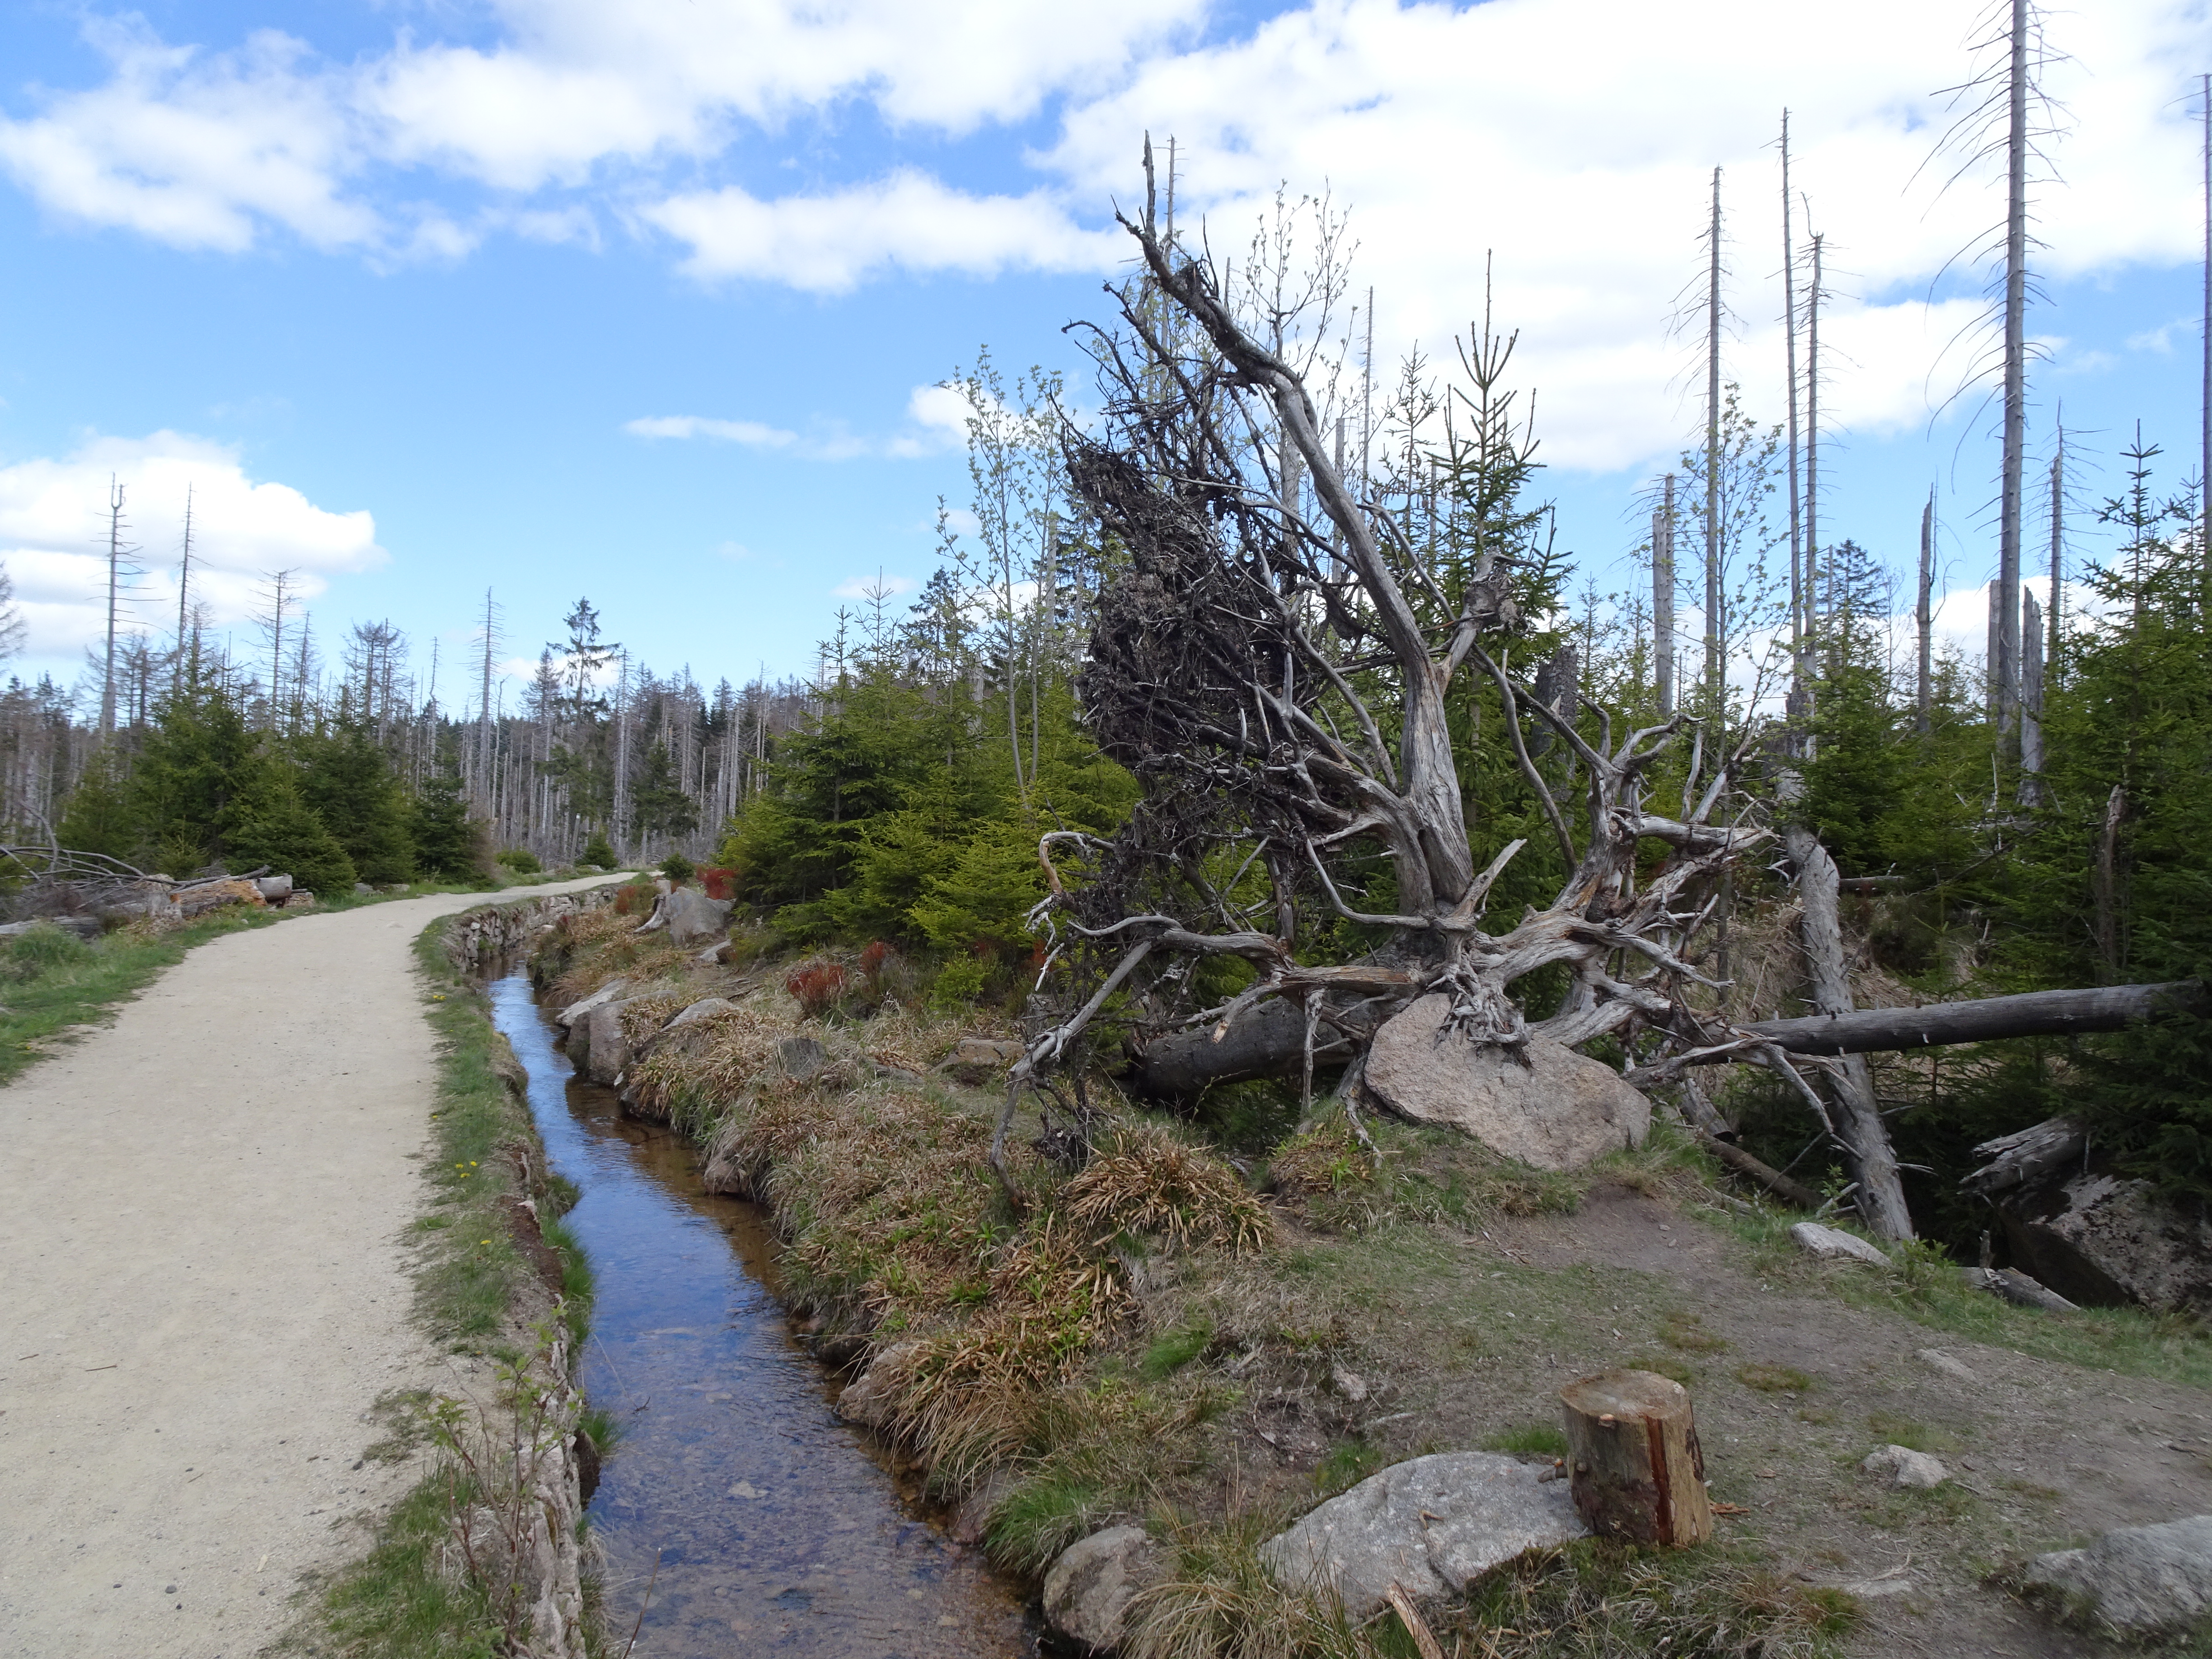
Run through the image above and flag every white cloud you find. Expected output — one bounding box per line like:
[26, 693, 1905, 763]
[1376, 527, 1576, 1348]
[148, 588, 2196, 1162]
[627, 383, 972, 459]
[637, 172, 1115, 292]
[4, 0, 2204, 471]
[0, 431, 384, 657]
[625, 415, 799, 448]
[0, 19, 374, 252]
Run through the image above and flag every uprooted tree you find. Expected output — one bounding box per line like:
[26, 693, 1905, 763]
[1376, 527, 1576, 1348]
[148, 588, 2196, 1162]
[991, 147, 1921, 1239]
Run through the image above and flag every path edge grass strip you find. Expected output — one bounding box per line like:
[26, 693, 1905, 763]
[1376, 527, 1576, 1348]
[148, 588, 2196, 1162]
[286, 899, 603, 1659]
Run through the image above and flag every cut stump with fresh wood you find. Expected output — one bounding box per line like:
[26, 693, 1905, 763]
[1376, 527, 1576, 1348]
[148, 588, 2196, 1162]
[1558, 1368, 1713, 1546]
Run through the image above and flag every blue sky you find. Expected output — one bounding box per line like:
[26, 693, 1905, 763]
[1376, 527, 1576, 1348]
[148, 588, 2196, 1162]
[0, 0, 2204, 708]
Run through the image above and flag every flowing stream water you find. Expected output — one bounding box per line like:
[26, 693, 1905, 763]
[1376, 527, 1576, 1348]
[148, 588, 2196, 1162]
[487, 969, 1035, 1657]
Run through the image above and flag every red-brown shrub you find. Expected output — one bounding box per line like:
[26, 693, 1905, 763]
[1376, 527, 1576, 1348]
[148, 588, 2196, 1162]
[613, 882, 657, 916]
[700, 867, 739, 902]
[786, 962, 849, 1019]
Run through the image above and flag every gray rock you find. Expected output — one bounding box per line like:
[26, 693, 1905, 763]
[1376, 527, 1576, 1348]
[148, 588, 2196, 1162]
[1789, 1222, 1892, 1267]
[637, 886, 733, 946]
[1044, 1526, 1162, 1653]
[935, 1036, 1026, 1083]
[663, 997, 736, 1033]
[1861, 1445, 1949, 1489]
[254, 874, 294, 902]
[580, 999, 636, 1085]
[1258, 1451, 1589, 1618]
[775, 1036, 828, 1082]
[834, 1341, 919, 1430]
[2026, 1514, 2212, 1636]
[1363, 996, 1649, 1171]
[1917, 1347, 1975, 1382]
[556, 979, 628, 1029]
[354, 881, 374, 895]
[1996, 1166, 2212, 1316]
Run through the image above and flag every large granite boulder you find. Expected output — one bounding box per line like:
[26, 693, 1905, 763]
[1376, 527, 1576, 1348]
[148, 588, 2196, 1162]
[638, 886, 733, 946]
[579, 999, 637, 1085]
[1968, 1118, 2212, 1315]
[1044, 1525, 1162, 1652]
[1259, 1451, 1588, 1618]
[1364, 995, 1649, 1170]
[2026, 1514, 2212, 1637]
[556, 979, 628, 1029]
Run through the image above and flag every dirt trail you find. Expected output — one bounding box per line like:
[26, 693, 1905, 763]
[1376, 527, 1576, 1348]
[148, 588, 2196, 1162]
[0, 879, 618, 1659]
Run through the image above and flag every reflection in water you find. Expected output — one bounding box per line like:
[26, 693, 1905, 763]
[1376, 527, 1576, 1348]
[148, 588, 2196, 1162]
[487, 971, 1034, 1657]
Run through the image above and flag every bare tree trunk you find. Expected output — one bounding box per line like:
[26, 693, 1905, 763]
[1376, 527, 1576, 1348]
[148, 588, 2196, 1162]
[2019, 588, 2044, 790]
[1917, 491, 1935, 736]
[1781, 111, 1804, 699]
[100, 477, 127, 741]
[2048, 429, 2065, 669]
[1703, 168, 1724, 713]
[1784, 826, 1915, 1239]
[1995, 0, 2030, 742]
[1805, 233, 1823, 641]
[1654, 476, 1676, 717]
[2094, 784, 2126, 974]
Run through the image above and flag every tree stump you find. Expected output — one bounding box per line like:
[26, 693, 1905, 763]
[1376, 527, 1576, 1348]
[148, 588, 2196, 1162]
[1558, 1368, 1712, 1546]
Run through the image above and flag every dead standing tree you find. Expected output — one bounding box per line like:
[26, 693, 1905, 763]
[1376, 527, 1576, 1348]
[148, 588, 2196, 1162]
[992, 149, 1915, 1235]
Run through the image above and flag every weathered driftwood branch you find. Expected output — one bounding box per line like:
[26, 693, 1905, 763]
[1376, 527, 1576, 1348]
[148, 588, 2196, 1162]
[1960, 1115, 2087, 1197]
[1692, 1129, 1823, 1210]
[1784, 827, 1913, 1241]
[1742, 980, 2209, 1057]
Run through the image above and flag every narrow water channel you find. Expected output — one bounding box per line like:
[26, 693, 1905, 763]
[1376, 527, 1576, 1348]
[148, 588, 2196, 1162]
[487, 970, 1036, 1657]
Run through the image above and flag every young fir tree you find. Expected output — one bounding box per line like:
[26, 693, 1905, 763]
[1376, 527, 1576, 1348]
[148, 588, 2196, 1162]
[295, 714, 416, 884]
[410, 762, 485, 881]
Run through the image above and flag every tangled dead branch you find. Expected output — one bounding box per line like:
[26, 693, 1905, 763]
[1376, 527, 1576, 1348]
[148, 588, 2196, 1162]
[988, 144, 1909, 1236]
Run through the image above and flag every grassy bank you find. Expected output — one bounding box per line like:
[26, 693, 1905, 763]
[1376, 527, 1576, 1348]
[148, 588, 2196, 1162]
[537, 909, 2098, 1657]
[287, 897, 605, 1659]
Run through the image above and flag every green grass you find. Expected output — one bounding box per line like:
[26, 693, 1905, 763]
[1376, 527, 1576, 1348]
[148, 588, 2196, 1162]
[1482, 1422, 1571, 1459]
[0, 912, 283, 1085]
[284, 905, 603, 1659]
[1738, 1362, 1816, 1393]
[285, 1477, 503, 1659]
[1141, 1321, 1214, 1381]
[1709, 1194, 2212, 1392]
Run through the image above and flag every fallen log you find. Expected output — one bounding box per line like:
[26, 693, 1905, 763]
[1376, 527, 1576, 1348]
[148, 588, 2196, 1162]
[1693, 1129, 1823, 1211]
[1738, 979, 2209, 1058]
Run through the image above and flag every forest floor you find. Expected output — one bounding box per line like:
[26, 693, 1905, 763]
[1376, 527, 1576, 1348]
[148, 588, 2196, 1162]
[0, 873, 622, 1659]
[539, 909, 2212, 1659]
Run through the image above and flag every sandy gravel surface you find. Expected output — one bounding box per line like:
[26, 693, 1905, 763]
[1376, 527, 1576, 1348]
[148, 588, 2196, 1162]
[0, 878, 619, 1659]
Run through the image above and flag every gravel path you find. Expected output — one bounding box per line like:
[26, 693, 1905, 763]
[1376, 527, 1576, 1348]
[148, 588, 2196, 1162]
[0, 879, 619, 1659]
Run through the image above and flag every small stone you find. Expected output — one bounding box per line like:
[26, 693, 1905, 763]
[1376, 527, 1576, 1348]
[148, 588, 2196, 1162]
[935, 1037, 1026, 1083]
[834, 1341, 919, 1429]
[1258, 1452, 1588, 1618]
[775, 1036, 828, 1082]
[1861, 1444, 1949, 1489]
[1789, 1222, 1892, 1267]
[1331, 1364, 1369, 1404]
[1917, 1347, 1974, 1382]
[1044, 1526, 1161, 1652]
[2026, 1514, 2212, 1636]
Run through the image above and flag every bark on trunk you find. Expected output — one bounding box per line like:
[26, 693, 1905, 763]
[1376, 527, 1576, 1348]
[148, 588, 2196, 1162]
[1559, 1369, 1712, 1547]
[1784, 826, 1915, 1240]
[1740, 979, 2207, 1057]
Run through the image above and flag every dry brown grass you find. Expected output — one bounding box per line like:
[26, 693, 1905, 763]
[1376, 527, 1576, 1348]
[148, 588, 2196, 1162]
[1066, 1123, 1271, 1255]
[1265, 1118, 1375, 1198]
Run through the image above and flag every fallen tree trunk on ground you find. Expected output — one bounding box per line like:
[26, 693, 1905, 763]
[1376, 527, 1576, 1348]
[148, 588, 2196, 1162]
[1734, 979, 2210, 1058]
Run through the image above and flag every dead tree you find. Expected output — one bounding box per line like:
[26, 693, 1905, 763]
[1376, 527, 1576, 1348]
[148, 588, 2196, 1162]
[990, 147, 1844, 1207]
